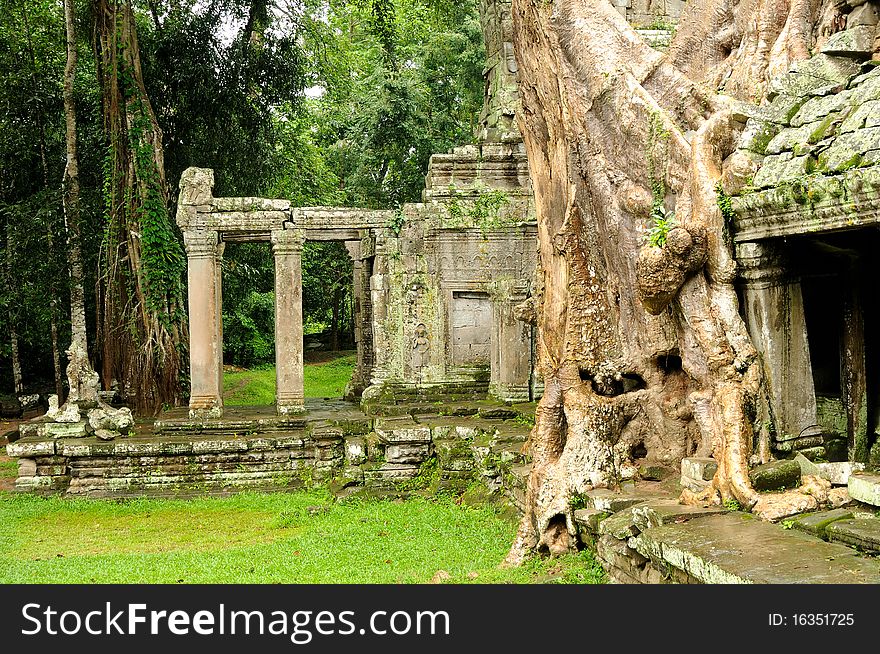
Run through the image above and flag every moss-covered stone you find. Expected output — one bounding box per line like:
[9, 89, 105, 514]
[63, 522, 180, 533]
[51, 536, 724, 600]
[749, 459, 801, 491]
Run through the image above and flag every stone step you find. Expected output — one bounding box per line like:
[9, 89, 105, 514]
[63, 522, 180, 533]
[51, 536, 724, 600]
[630, 512, 880, 584]
[826, 518, 880, 552]
[848, 472, 880, 506]
[790, 508, 854, 539]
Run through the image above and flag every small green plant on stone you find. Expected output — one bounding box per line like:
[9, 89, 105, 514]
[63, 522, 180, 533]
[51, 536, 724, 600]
[396, 457, 439, 492]
[569, 493, 590, 510]
[723, 498, 742, 511]
[386, 210, 406, 236]
[781, 519, 795, 530]
[512, 414, 535, 427]
[716, 182, 736, 223]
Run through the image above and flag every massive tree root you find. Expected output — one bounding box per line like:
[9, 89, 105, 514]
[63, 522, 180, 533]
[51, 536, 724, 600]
[505, 0, 842, 565]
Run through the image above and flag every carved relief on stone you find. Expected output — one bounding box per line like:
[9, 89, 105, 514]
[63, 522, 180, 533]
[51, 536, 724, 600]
[411, 323, 431, 377]
[178, 167, 214, 206]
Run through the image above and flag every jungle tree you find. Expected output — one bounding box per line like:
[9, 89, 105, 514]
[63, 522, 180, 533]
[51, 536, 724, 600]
[505, 0, 850, 564]
[93, 0, 185, 412]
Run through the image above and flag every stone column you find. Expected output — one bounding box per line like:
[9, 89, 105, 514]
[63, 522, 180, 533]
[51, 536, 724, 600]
[344, 240, 365, 398]
[184, 230, 223, 418]
[272, 228, 305, 415]
[841, 265, 868, 462]
[737, 241, 818, 446]
[488, 283, 532, 402]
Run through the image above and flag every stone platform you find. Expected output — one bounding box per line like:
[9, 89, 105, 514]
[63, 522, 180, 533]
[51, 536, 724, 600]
[6, 400, 533, 499]
[574, 483, 880, 584]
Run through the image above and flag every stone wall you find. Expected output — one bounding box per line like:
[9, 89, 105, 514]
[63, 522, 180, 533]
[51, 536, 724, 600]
[8, 403, 533, 499]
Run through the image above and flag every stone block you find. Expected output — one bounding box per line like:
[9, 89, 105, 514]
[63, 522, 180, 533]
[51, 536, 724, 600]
[681, 457, 718, 482]
[827, 518, 880, 551]
[598, 509, 641, 539]
[821, 26, 875, 57]
[6, 438, 56, 457]
[815, 461, 865, 485]
[344, 437, 367, 466]
[847, 2, 880, 28]
[585, 488, 647, 513]
[375, 422, 432, 444]
[573, 508, 608, 535]
[794, 453, 820, 477]
[790, 508, 854, 538]
[749, 459, 801, 491]
[385, 443, 430, 464]
[17, 458, 37, 477]
[847, 472, 880, 506]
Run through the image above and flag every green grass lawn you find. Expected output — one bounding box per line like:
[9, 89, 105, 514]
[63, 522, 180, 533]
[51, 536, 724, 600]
[0, 490, 605, 584]
[223, 352, 356, 405]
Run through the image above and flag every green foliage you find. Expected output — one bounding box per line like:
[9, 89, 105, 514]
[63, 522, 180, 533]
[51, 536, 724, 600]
[396, 456, 440, 491]
[0, 491, 604, 584]
[723, 498, 742, 511]
[223, 291, 276, 367]
[569, 493, 590, 510]
[716, 182, 736, 223]
[387, 210, 407, 235]
[512, 413, 536, 427]
[446, 188, 513, 236]
[647, 201, 675, 247]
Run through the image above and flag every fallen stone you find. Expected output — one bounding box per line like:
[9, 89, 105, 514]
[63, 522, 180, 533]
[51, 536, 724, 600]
[790, 508, 854, 539]
[848, 472, 880, 506]
[815, 461, 865, 485]
[680, 476, 712, 493]
[794, 453, 819, 477]
[18, 394, 40, 411]
[630, 499, 728, 531]
[681, 457, 717, 481]
[749, 459, 801, 491]
[821, 26, 875, 57]
[827, 518, 880, 552]
[95, 429, 116, 441]
[87, 405, 134, 433]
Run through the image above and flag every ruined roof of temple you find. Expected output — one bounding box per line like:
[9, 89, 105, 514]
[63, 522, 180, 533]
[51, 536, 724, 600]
[731, 22, 880, 242]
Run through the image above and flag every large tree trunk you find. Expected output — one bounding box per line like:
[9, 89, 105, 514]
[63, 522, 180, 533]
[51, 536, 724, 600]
[505, 0, 841, 564]
[94, 0, 186, 413]
[62, 0, 100, 411]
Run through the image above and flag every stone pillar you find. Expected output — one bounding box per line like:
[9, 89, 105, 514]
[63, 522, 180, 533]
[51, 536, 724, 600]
[489, 284, 532, 402]
[842, 265, 868, 462]
[272, 228, 305, 415]
[737, 241, 818, 445]
[344, 240, 365, 398]
[184, 230, 223, 418]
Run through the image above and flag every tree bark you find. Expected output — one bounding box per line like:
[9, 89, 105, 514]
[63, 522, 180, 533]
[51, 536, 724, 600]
[505, 0, 841, 564]
[62, 0, 100, 410]
[94, 0, 186, 413]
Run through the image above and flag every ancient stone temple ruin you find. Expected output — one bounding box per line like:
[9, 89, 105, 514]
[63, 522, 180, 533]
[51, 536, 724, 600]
[730, 24, 880, 466]
[177, 0, 536, 420]
[6, 0, 539, 498]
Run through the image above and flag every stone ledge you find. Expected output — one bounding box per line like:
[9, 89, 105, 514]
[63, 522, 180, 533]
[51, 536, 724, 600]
[630, 512, 880, 583]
